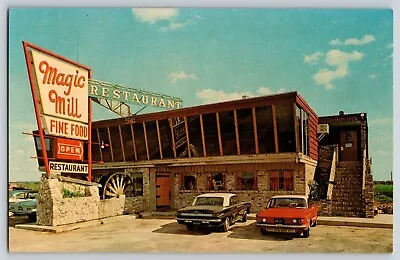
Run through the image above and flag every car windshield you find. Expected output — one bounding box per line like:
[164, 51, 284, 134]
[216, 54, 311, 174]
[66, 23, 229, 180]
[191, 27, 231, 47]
[268, 198, 307, 208]
[194, 197, 224, 206]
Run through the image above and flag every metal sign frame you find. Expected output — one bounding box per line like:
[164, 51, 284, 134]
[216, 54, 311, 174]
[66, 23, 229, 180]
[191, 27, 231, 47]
[22, 41, 93, 181]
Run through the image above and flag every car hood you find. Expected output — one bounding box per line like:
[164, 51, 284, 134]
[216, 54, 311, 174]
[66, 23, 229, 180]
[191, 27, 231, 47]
[178, 205, 226, 214]
[257, 208, 309, 219]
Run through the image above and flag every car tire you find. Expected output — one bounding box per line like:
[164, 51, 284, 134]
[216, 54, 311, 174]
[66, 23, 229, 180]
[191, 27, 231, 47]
[241, 213, 247, 222]
[222, 217, 230, 232]
[311, 219, 317, 227]
[186, 224, 195, 231]
[303, 228, 310, 238]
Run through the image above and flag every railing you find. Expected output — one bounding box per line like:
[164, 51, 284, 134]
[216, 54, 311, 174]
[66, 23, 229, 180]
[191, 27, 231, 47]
[326, 147, 338, 200]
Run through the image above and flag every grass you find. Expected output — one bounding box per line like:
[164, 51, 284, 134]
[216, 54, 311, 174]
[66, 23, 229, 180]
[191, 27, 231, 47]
[374, 184, 393, 202]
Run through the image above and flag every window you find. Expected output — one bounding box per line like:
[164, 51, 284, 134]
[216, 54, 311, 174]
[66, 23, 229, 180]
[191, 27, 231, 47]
[132, 172, 143, 196]
[236, 172, 257, 190]
[276, 104, 296, 152]
[181, 174, 197, 190]
[270, 171, 294, 191]
[208, 173, 224, 190]
[229, 195, 238, 206]
[296, 106, 309, 156]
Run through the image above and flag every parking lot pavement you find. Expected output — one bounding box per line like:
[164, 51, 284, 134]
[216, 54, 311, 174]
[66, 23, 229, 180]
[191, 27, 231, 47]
[8, 217, 393, 253]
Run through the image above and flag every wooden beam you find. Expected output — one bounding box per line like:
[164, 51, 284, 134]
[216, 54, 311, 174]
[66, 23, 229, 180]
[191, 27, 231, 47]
[107, 127, 114, 162]
[143, 122, 150, 160]
[199, 114, 207, 157]
[252, 107, 259, 154]
[216, 112, 223, 156]
[272, 105, 279, 153]
[184, 117, 191, 157]
[169, 119, 177, 158]
[293, 103, 300, 153]
[234, 110, 240, 155]
[118, 125, 126, 162]
[130, 124, 138, 161]
[96, 128, 103, 162]
[156, 120, 163, 159]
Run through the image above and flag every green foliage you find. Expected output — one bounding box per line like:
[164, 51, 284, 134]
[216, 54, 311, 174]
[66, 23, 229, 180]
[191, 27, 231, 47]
[62, 188, 84, 198]
[308, 180, 320, 201]
[374, 194, 393, 203]
[374, 184, 393, 198]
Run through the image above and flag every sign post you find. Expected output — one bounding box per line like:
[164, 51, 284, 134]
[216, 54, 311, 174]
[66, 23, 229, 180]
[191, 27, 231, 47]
[23, 41, 92, 181]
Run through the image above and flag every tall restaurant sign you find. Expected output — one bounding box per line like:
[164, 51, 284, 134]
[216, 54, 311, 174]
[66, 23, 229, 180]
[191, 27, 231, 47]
[23, 41, 92, 178]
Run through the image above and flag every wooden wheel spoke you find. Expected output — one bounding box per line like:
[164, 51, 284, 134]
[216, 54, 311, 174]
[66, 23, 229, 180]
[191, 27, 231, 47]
[103, 173, 133, 199]
[106, 184, 118, 194]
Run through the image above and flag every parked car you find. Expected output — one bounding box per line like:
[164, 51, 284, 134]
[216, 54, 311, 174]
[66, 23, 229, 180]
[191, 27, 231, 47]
[8, 190, 38, 203]
[176, 193, 251, 232]
[256, 195, 318, 238]
[9, 199, 37, 221]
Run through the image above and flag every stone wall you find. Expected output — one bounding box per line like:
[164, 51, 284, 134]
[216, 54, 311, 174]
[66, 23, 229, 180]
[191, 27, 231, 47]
[99, 196, 125, 219]
[173, 162, 316, 212]
[364, 171, 375, 218]
[37, 175, 100, 226]
[37, 175, 131, 226]
[124, 197, 145, 214]
[315, 200, 333, 216]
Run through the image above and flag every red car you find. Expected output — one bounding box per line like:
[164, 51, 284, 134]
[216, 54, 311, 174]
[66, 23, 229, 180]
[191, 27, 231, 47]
[256, 195, 318, 237]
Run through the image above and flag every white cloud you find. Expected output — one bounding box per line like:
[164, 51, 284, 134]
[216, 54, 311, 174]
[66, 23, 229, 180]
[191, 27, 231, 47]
[158, 14, 202, 32]
[329, 34, 376, 46]
[197, 89, 252, 104]
[197, 87, 289, 104]
[159, 22, 186, 32]
[132, 8, 179, 24]
[168, 71, 198, 83]
[304, 52, 324, 64]
[312, 50, 364, 90]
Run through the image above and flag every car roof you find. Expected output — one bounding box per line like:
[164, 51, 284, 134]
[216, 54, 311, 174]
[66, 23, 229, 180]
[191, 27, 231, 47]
[270, 195, 308, 200]
[196, 193, 236, 199]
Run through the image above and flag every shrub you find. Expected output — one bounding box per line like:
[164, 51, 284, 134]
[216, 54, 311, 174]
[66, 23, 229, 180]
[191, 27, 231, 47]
[62, 188, 84, 198]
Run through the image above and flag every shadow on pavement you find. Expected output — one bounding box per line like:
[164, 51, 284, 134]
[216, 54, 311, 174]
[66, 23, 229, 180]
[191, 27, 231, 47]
[8, 215, 35, 227]
[152, 222, 212, 236]
[228, 222, 295, 241]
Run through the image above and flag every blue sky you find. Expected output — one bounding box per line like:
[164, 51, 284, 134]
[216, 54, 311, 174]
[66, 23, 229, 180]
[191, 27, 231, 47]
[8, 8, 393, 181]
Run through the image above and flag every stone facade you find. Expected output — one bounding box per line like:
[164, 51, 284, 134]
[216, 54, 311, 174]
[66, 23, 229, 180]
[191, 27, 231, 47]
[173, 161, 316, 213]
[315, 199, 333, 216]
[37, 175, 126, 226]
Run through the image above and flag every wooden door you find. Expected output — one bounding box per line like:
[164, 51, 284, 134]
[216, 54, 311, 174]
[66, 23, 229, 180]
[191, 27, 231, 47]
[156, 176, 170, 207]
[340, 130, 358, 161]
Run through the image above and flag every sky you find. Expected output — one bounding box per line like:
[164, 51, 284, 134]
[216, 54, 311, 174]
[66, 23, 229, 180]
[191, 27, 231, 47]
[8, 8, 393, 181]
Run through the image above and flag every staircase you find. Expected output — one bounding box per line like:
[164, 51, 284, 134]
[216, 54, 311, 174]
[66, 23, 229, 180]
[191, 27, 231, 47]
[331, 161, 364, 217]
[171, 117, 188, 156]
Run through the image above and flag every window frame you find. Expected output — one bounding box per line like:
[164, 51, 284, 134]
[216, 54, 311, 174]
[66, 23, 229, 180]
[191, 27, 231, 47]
[236, 172, 257, 190]
[269, 171, 294, 191]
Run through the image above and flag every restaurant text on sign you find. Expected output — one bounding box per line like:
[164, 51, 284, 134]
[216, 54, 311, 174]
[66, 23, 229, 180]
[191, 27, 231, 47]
[49, 161, 88, 174]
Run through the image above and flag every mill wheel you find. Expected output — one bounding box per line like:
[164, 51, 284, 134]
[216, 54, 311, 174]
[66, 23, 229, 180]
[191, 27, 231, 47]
[102, 172, 134, 199]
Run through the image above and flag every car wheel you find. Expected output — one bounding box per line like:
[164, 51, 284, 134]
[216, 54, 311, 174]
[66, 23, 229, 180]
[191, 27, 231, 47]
[186, 224, 195, 231]
[311, 219, 317, 227]
[222, 218, 230, 232]
[303, 228, 310, 238]
[241, 213, 247, 222]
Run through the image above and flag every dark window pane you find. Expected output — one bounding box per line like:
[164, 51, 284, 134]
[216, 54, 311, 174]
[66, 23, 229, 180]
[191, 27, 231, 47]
[146, 121, 161, 160]
[255, 106, 275, 153]
[187, 116, 203, 157]
[159, 120, 174, 159]
[219, 111, 237, 155]
[109, 126, 123, 161]
[276, 104, 295, 152]
[133, 123, 147, 161]
[237, 108, 255, 154]
[203, 113, 219, 156]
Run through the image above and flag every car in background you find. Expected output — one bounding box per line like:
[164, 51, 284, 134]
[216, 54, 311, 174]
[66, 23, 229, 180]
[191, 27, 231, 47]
[9, 190, 38, 203]
[256, 195, 318, 238]
[176, 193, 251, 232]
[9, 190, 38, 222]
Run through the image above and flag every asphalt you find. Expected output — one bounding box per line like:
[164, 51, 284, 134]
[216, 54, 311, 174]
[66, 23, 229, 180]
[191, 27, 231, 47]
[13, 212, 393, 233]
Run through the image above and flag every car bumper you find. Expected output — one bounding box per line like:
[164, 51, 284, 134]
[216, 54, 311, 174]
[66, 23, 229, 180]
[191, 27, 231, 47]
[177, 218, 223, 227]
[256, 223, 307, 233]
